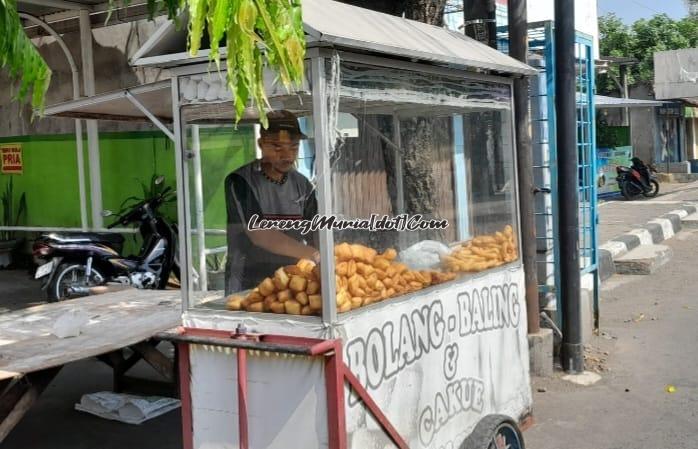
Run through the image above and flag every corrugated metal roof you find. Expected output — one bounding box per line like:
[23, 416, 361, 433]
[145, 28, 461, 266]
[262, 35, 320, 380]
[43, 81, 172, 122]
[302, 0, 535, 75]
[595, 95, 665, 108]
[132, 0, 535, 76]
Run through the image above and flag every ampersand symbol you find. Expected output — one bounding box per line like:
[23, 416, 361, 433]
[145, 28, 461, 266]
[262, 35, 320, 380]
[443, 343, 459, 381]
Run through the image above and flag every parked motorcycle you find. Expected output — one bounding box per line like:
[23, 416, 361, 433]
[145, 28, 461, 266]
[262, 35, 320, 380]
[616, 160, 659, 201]
[33, 176, 179, 301]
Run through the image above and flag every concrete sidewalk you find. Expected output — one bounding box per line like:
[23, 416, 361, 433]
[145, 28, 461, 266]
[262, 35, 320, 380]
[526, 228, 698, 449]
[598, 181, 698, 243]
[597, 182, 698, 280]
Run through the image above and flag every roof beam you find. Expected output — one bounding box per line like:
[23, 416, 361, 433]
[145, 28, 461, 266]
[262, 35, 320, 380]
[28, 0, 147, 23]
[18, 0, 92, 11]
[22, 2, 159, 38]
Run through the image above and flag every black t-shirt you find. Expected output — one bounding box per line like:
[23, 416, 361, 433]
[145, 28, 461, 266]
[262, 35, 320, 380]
[224, 162, 318, 294]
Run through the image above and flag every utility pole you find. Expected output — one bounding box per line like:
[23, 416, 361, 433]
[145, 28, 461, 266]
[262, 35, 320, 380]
[463, 0, 497, 48]
[507, 0, 539, 335]
[620, 64, 629, 126]
[554, 0, 584, 373]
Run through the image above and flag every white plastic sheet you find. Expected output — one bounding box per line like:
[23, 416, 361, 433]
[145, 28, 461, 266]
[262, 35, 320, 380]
[75, 391, 180, 425]
[398, 240, 452, 270]
[52, 308, 90, 338]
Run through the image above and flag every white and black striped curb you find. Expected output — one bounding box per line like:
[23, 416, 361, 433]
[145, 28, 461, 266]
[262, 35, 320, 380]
[598, 204, 698, 281]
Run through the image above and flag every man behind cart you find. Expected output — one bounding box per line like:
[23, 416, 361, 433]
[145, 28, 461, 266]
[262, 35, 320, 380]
[224, 110, 320, 295]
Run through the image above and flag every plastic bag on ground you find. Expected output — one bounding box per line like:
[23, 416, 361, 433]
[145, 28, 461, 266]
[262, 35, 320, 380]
[75, 391, 181, 425]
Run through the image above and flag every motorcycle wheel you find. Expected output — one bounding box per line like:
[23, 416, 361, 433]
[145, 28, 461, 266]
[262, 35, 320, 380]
[48, 263, 104, 302]
[642, 180, 660, 198]
[620, 182, 641, 201]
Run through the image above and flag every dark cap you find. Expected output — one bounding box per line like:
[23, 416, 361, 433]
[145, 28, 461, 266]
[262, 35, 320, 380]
[261, 110, 308, 140]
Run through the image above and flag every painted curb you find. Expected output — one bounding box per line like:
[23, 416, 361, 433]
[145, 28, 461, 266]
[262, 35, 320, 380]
[599, 203, 697, 281]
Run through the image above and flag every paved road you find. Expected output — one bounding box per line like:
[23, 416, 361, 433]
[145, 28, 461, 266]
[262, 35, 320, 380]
[599, 181, 698, 243]
[0, 269, 44, 312]
[526, 229, 698, 449]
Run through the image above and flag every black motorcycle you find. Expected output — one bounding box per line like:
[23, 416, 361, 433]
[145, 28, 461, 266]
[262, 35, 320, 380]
[616, 161, 659, 201]
[33, 177, 179, 301]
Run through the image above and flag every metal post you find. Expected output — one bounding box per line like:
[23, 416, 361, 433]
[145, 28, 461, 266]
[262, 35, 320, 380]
[463, 0, 497, 49]
[311, 57, 337, 328]
[392, 114, 405, 215]
[236, 346, 249, 449]
[324, 341, 347, 449]
[191, 125, 208, 291]
[172, 77, 191, 310]
[254, 124, 262, 160]
[79, 9, 103, 229]
[74, 120, 88, 230]
[18, 12, 88, 230]
[392, 114, 406, 249]
[507, 0, 539, 334]
[620, 64, 629, 126]
[555, 0, 584, 373]
[176, 342, 193, 449]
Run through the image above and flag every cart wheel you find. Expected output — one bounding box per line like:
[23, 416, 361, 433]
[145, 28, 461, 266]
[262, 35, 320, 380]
[461, 415, 525, 449]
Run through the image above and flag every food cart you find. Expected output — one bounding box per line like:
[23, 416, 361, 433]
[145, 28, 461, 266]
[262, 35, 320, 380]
[44, 1, 537, 447]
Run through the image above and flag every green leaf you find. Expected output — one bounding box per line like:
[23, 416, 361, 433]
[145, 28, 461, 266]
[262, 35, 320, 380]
[2, 0, 305, 125]
[0, 0, 52, 113]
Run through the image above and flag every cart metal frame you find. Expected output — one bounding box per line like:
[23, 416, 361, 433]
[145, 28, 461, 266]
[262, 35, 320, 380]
[160, 328, 409, 449]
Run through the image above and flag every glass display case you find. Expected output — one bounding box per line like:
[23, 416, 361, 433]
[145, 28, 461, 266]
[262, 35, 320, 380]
[178, 54, 521, 318]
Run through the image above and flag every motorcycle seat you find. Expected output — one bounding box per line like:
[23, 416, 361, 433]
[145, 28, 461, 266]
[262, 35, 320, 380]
[45, 232, 125, 246]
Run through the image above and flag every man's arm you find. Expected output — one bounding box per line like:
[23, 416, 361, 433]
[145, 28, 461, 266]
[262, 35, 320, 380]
[227, 173, 318, 261]
[249, 229, 318, 261]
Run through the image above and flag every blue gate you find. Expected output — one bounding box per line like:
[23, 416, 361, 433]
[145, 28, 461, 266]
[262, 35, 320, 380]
[500, 22, 599, 329]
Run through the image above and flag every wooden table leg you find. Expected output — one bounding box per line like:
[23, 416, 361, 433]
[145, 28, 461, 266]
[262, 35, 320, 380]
[0, 367, 61, 443]
[97, 340, 175, 394]
[132, 340, 174, 383]
[98, 350, 143, 392]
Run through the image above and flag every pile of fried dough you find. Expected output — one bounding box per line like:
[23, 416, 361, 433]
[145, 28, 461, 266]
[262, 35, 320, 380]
[226, 243, 455, 315]
[333, 243, 456, 313]
[225, 259, 321, 315]
[441, 225, 518, 274]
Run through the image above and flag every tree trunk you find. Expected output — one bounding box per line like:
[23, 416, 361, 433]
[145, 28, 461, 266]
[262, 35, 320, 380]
[404, 0, 447, 25]
[334, 0, 406, 16]
[336, 0, 450, 245]
[336, 0, 446, 25]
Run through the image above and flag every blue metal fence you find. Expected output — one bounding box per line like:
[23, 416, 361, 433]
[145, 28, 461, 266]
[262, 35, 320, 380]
[575, 34, 600, 327]
[499, 21, 599, 328]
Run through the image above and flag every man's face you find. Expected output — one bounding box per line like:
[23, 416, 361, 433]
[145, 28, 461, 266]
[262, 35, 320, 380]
[258, 130, 300, 174]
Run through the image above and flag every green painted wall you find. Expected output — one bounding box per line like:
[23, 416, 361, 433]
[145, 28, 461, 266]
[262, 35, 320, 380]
[0, 128, 256, 256]
[0, 134, 85, 227]
[98, 132, 178, 223]
[190, 126, 257, 251]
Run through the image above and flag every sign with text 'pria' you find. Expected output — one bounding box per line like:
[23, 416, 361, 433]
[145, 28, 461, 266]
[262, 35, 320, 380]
[1, 144, 22, 174]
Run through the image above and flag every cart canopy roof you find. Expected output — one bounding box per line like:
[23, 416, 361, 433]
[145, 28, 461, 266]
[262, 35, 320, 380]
[131, 0, 536, 76]
[43, 0, 536, 123]
[43, 80, 172, 123]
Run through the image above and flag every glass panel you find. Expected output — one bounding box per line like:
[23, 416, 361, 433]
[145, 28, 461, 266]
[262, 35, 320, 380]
[180, 67, 322, 314]
[329, 62, 519, 313]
